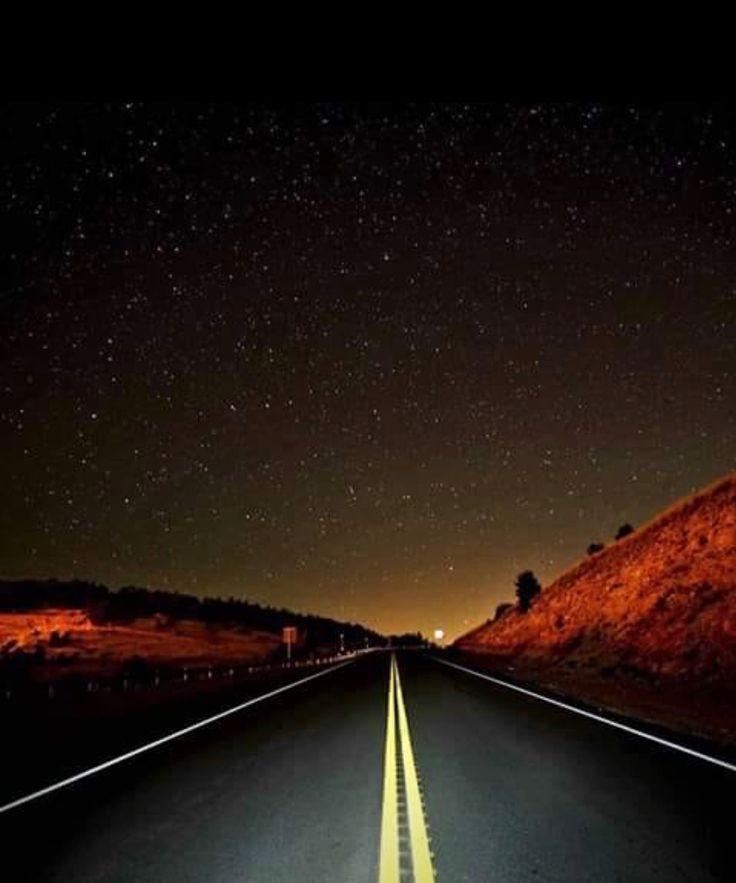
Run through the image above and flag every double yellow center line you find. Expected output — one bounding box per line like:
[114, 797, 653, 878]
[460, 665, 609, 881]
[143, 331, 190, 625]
[379, 654, 436, 883]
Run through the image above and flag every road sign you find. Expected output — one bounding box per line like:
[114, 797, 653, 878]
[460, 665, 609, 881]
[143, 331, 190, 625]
[282, 626, 297, 661]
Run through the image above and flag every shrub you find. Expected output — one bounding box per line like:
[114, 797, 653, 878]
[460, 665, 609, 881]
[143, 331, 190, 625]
[615, 523, 634, 540]
[494, 602, 513, 621]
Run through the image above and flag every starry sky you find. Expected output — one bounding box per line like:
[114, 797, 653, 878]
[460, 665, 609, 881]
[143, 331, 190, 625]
[1, 102, 735, 639]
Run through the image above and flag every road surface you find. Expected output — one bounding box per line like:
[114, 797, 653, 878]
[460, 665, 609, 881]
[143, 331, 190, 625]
[1, 651, 733, 881]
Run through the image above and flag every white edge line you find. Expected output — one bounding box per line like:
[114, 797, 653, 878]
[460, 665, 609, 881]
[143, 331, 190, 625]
[0, 658, 355, 815]
[433, 656, 736, 774]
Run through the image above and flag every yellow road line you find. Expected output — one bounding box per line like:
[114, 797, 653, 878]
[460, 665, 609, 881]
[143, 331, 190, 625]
[394, 656, 436, 883]
[379, 654, 400, 883]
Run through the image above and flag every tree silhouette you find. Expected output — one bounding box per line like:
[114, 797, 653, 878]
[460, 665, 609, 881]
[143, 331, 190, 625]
[515, 570, 541, 613]
[615, 523, 634, 540]
[0, 578, 384, 650]
[587, 542, 605, 555]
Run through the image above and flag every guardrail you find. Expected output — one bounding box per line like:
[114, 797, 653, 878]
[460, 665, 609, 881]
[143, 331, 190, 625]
[1, 649, 369, 704]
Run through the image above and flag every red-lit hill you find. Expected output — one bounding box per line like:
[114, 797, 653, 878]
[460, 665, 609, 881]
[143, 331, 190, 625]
[455, 474, 736, 741]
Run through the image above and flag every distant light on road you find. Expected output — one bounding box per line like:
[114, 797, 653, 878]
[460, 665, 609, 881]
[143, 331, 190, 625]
[433, 629, 445, 642]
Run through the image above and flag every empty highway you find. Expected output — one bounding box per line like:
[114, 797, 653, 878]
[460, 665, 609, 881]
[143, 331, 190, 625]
[1, 651, 733, 881]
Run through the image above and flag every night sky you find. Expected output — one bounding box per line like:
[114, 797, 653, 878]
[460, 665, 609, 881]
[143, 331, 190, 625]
[1, 102, 734, 639]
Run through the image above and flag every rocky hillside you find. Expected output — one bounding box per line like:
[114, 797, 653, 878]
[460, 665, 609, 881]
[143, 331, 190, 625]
[457, 474, 736, 685]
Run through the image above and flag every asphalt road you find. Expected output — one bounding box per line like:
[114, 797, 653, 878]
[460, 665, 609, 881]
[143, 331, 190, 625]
[1, 651, 733, 882]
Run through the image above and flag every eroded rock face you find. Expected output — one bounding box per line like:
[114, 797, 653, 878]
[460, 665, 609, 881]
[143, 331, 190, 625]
[456, 474, 736, 683]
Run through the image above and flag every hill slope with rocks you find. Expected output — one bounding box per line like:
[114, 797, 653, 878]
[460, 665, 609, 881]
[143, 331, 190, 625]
[455, 474, 736, 742]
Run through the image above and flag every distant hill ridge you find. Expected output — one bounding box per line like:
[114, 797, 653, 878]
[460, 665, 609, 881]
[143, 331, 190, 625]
[456, 474, 736, 683]
[0, 578, 382, 649]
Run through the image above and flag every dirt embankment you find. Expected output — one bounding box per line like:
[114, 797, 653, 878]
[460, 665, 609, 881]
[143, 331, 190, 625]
[455, 474, 736, 744]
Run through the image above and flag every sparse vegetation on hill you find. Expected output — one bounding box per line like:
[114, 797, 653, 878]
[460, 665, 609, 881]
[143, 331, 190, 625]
[455, 474, 736, 742]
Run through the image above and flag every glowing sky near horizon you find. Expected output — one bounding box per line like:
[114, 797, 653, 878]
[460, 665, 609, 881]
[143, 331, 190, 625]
[1, 102, 735, 638]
